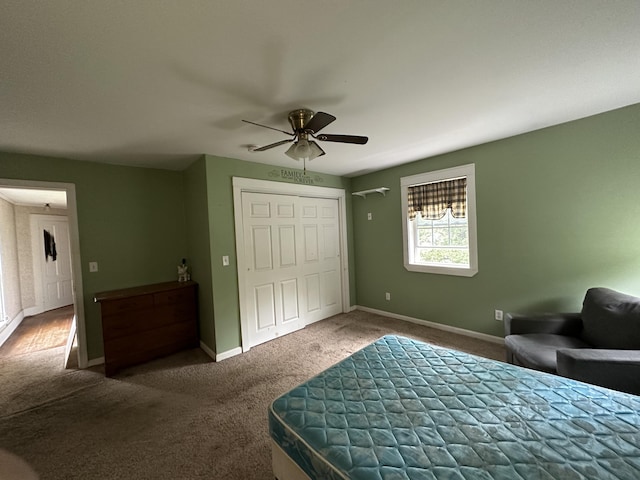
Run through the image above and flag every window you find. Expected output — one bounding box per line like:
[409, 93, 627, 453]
[401, 164, 478, 276]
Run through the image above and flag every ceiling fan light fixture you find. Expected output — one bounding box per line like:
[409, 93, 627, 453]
[285, 139, 324, 161]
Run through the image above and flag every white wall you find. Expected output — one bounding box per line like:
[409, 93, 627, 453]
[0, 197, 21, 322]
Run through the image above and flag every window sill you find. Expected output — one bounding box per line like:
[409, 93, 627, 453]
[404, 262, 478, 277]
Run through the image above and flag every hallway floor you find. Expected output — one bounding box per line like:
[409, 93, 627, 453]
[0, 305, 73, 358]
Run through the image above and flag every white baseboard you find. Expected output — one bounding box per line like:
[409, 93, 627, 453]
[23, 305, 43, 317]
[86, 356, 104, 367]
[199, 341, 216, 360]
[0, 311, 25, 348]
[215, 346, 243, 362]
[199, 341, 243, 362]
[355, 306, 504, 345]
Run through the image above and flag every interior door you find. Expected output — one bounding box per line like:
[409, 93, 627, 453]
[242, 192, 303, 347]
[38, 217, 73, 311]
[299, 197, 343, 324]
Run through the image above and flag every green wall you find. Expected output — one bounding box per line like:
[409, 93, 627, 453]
[351, 103, 640, 337]
[183, 157, 215, 351]
[200, 155, 353, 354]
[0, 153, 189, 359]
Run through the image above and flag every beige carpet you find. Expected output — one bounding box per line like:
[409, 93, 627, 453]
[0, 310, 504, 479]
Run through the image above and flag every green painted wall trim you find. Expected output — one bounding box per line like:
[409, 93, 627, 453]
[351, 103, 640, 337]
[203, 155, 353, 354]
[0, 152, 189, 359]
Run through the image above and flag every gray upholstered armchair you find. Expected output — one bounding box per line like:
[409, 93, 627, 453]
[505, 287, 640, 395]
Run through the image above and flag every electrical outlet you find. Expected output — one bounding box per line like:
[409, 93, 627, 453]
[385, 292, 391, 301]
[494, 309, 503, 321]
[89, 261, 98, 272]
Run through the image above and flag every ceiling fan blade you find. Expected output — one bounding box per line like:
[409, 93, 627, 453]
[242, 119, 294, 136]
[252, 139, 294, 151]
[303, 112, 336, 134]
[316, 134, 369, 145]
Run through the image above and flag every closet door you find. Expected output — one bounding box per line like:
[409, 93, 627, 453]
[240, 193, 344, 348]
[242, 192, 303, 348]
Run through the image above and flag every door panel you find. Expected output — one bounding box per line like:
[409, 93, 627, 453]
[277, 203, 294, 217]
[250, 201, 270, 217]
[278, 225, 296, 267]
[323, 224, 337, 260]
[254, 283, 276, 331]
[280, 278, 299, 322]
[323, 269, 340, 307]
[251, 226, 273, 271]
[304, 274, 321, 313]
[302, 204, 317, 218]
[303, 225, 318, 263]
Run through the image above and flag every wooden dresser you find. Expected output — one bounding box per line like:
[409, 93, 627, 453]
[95, 281, 198, 376]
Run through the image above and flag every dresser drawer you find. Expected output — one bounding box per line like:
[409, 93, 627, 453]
[154, 287, 196, 307]
[103, 320, 198, 359]
[101, 308, 160, 340]
[100, 294, 153, 316]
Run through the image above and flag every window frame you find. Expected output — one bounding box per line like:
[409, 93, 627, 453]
[401, 164, 478, 277]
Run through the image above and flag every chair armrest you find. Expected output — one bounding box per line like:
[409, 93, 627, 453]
[504, 313, 582, 336]
[557, 349, 640, 395]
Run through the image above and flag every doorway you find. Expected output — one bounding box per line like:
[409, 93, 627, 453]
[233, 178, 350, 351]
[0, 179, 87, 368]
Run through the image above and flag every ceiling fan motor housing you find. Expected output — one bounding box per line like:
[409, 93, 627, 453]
[288, 109, 315, 132]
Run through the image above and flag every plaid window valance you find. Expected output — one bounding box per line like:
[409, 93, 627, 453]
[407, 177, 467, 220]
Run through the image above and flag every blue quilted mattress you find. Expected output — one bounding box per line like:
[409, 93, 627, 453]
[269, 335, 640, 479]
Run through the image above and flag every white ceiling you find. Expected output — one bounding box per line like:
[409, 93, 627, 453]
[1, 1, 639, 177]
[0, 187, 67, 209]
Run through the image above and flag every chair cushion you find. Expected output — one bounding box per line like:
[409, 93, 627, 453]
[504, 334, 590, 373]
[581, 287, 640, 349]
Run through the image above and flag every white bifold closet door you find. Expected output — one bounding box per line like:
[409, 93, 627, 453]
[241, 192, 342, 348]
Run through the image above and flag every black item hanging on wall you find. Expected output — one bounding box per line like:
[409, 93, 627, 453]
[44, 229, 57, 262]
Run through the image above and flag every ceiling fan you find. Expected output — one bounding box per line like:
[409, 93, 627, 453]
[242, 109, 368, 166]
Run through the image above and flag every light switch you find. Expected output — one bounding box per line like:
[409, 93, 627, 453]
[367, 212, 372, 220]
[89, 261, 98, 272]
[222, 255, 230, 266]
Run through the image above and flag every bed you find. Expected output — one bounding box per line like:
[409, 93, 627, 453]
[269, 335, 640, 479]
